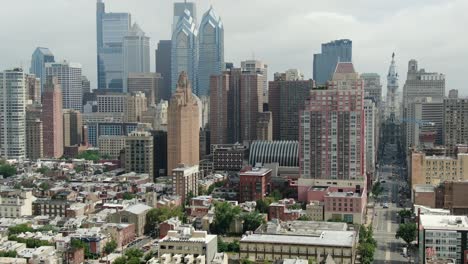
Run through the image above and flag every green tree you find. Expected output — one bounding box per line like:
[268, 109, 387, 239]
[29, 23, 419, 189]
[218, 237, 228, 252]
[358, 225, 377, 264]
[104, 240, 117, 255]
[398, 209, 412, 219]
[211, 202, 241, 235]
[122, 192, 136, 200]
[144, 250, 155, 261]
[0, 164, 16, 177]
[0, 251, 17, 257]
[127, 258, 141, 264]
[77, 150, 101, 162]
[8, 224, 33, 235]
[39, 182, 50, 191]
[207, 181, 226, 194]
[241, 259, 254, 264]
[125, 248, 144, 259]
[297, 215, 311, 221]
[396, 223, 417, 246]
[112, 257, 127, 264]
[269, 189, 283, 201]
[242, 212, 265, 233]
[371, 182, 384, 198]
[227, 240, 240, 252]
[255, 199, 270, 214]
[145, 206, 184, 234]
[35, 167, 50, 174]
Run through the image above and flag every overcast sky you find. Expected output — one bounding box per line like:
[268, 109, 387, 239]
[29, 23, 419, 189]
[0, 0, 466, 96]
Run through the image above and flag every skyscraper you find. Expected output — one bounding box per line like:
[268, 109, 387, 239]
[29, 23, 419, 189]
[171, 9, 199, 95]
[30, 47, 55, 92]
[386, 53, 399, 120]
[0, 68, 27, 159]
[198, 6, 224, 96]
[128, 72, 161, 105]
[210, 73, 230, 145]
[63, 109, 82, 147]
[42, 76, 64, 158]
[96, 0, 131, 91]
[240, 72, 265, 143]
[300, 62, 364, 180]
[364, 99, 377, 176]
[122, 23, 150, 92]
[167, 72, 200, 174]
[443, 98, 468, 156]
[45, 61, 83, 112]
[81, 75, 91, 94]
[173, 2, 197, 30]
[125, 130, 154, 176]
[313, 39, 352, 85]
[241, 60, 268, 103]
[268, 73, 313, 140]
[26, 103, 43, 160]
[361, 73, 382, 107]
[25, 74, 41, 104]
[156, 40, 172, 100]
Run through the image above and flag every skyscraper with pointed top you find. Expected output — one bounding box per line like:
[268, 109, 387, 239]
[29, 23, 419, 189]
[30, 47, 55, 93]
[167, 72, 200, 174]
[171, 8, 199, 95]
[386, 53, 399, 120]
[198, 6, 224, 96]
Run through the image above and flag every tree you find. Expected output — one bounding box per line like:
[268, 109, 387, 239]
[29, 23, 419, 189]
[125, 248, 143, 259]
[0, 251, 17, 257]
[0, 163, 16, 177]
[242, 212, 265, 233]
[145, 206, 184, 234]
[211, 202, 241, 235]
[358, 225, 377, 264]
[144, 250, 155, 261]
[255, 199, 270, 214]
[297, 215, 311, 221]
[127, 258, 141, 264]
[104, 240, 117, 255]
[122, 192, 136, 200]
[398, 209, 412, 219]
[207, 181, 226, 194]
[113, 256, 127, 264]
[371, 182, 384, 198]
[396, 223, 417, 246]
[269, 189, 283, 201]
[39, 182, 50, 191]
[227, 240, 240, 252]
[8, 224, 33, 235]
[36, 167, 50, 174]
[77, 150, 101, 162]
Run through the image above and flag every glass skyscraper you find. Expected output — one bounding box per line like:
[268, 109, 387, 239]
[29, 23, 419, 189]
[96, 0, 131, 92]
[198, 6, 224, 96]
[122, 23, 150, 92]
[30, 47, 55, 93]
[313, 39, 352, 85]
[171, 9, 198, 95]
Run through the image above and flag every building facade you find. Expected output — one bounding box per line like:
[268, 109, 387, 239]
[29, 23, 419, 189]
[172, 164, 201, 203]
[239, 167, 272, 203]
[241, 60, 268, 103]
[443, 98, 468, 156]
[42, 76, 64, 158]
[128, 72, 161, 106]
[125, 130, 154, 177]
[122, 23, 150, 92]
[364, 99, 377, 175]
[212, 144, 246, 171]
[198, 6, 224, 97]
[30, 47, 55, 92]
[63, 109, 83, 147]
[256, 111, 273, 141]
[167, 72, 200, 174]
[25, 74, 41, 104]
[249, 141, 298, 167]
[361, 73, 382, 107]
[155, 40, 172, 101]
[0, 190, 35, 218]
[45, 61, 83, 111]
[0, 68, 27, 159]
[26, 104, 43, 160]
[313, 39, 352, 85]
[98, 135, 126, 160]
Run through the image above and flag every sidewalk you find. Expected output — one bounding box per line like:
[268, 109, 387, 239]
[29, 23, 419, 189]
[364, 202, 375, 228]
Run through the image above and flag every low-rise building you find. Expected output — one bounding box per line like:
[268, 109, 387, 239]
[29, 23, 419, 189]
[268, 200, 301, 221]
[69, 228, 108, 256]
[98, 135, 126, 160]
[102, 223, 135, 248]
[305, 201, 324, 221]
[0, 190, 36, 218]
[239, 167, 272, 203]
[109, 203, 152, 236]
[211, 144, 246, 171]
[172, 165, 202, 203]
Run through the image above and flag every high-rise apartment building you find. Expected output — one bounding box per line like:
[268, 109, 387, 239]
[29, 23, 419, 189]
[122, 23, 150, 92]
[128, 72, 161, 105]
[268, 74, 313, 140]
[155, 40, 172, 100]
[172, 164, 201, 203]
[25, 74, 41, 104]
[125, 91, 147, 123]
[97, 93, 127, 113]
[404, 99, 443, 150]
[81, 76, 91, 94]
[273, 69, 305, 81]
[45, 61, 83, 111]
[167, 72, 200, 174]
[96, 0, 131, 91]
[240, 72, 265, 143]
[0, 68, 27, 159]
[299, 62, 365, 180]
[198, 6, 224, 96]
[125, 130, 154, 177]
[209, 73, 230, 145]
[241, 60, 268, 103]
[256, 112, 273, 141]
[42, 76, 64, 158]
[63, 109, 82, 147]
[443, 98, 468, 156]
[361, 73, 382, 107]
[30, 47, 55, 92]
[364, 99, 377, 175]
[172, 9, 198, 95]
[25, 104, 43, 160]
[313, 39, 352, 85]
[151, 130, 167, 178]
[98, 135, 126, 160]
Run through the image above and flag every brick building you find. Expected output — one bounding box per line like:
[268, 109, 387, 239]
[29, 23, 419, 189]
[239, 167, 272, 203]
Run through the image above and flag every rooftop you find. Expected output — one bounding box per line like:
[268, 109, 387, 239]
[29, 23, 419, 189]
[420, 215, 468, 230]
[125, 203, 152, 215]
[257, 220, 348, 236]
[414, 185, 435, 193]
[241, 167, 271, 176]
[241, 230, 356, 247]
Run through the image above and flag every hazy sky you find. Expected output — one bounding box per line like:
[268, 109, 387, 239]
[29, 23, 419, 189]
[0, 0, 467, 95]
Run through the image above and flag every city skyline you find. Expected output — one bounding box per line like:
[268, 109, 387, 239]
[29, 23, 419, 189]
[0, 0, 466, 95]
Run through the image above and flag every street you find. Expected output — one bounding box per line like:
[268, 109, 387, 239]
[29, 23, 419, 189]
[373, 143, 414, 263]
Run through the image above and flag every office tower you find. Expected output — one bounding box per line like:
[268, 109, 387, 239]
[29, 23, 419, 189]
[125, 130, 154, 176]
[125, 91, 147, 122]
[63, 109, 82, 147]
[403, 59, 445, 107]
[128, 72, 161, 105]
[171, 9, 199, 95]
[210, 73, 230, 145]
[361, 73, 382, 107]
[449, 89, 459, 99]
[385, 53, 399, 120]
[96, 0, 131, 91]
[41, 76, 64, 158]
[173, 2, 197, 30]
[156, 40, 172, 100]
[97, 93, 127, 113]
[151, 130, 167, 178]
[199, 96, 210, 129]
[122, 23, 150, 92]
[300, 62, 364, 180]
[256, 112, 273, 141]
[0, 68, 27, 159]
[364, 99, 377, 175]
[86, 122, 139, 147]
[26, 104, 43, 160]
[273, 69, 304, 81]
[313, 39, 352, 85]
[241, 60, 268, 103]
[30, 47, 55, 92]
[45, 61, 83, 111]
[404, 99, 443, 150]
[98, 135, 126, 160]
[268, 74, 313, 140]
[167, 72, 200, 174]
[443, 98, 468, 156]
[172, 164, 201, 203]
[198, 6, 224, 96]
[240, 71, 265, 143]
[25, 74, 41, 104]
[81, 76, 91, 94]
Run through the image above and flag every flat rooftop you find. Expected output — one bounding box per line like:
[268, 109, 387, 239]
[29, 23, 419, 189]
[414, 185, 435, 193]
[241, 230, 356, 247]
[241, 167, 271, 176]
[420, 215, 468, 230]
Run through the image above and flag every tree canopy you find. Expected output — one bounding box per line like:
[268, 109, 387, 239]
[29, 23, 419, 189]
[145, 206, 184, 234]
[0, 163, 16, 177]
[396, 223, 417, 246]
[242, 212, 265, 233]
[104, 240, 117, 255]
[211, 202, 241, 235]
[358, 225, 377, 264]
[77, 150, 101, 162]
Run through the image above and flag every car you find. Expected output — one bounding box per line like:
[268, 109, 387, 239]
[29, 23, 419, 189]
[383, 203, 389, 208]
